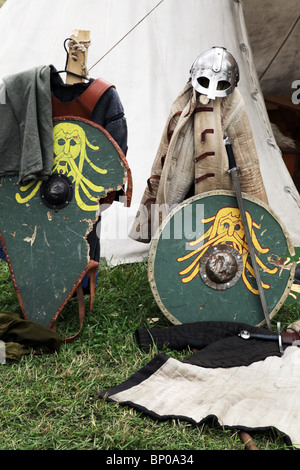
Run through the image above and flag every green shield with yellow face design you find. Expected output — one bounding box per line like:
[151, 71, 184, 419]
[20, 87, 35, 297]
[148, 190, 295, 327]
[0, 117, 130, 328]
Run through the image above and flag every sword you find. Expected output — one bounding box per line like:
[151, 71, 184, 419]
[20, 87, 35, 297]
[238, 322, 300, 354]
[224, 136, 272, 330]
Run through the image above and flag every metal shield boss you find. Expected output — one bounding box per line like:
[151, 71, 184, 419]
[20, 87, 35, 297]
[148, 191, 295, 326]
[0, 117, 128, 328]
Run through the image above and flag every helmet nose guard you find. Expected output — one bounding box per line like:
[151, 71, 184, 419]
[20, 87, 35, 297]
[190, 46, 239, 100]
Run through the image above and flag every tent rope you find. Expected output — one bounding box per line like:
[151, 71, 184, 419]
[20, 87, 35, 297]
[259, 15, 299, 81]
[88, 0, 165, 72]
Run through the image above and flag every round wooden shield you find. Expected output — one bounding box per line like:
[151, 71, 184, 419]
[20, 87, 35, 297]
[148, 190, 295, 326]
[0, 117, 128, 328]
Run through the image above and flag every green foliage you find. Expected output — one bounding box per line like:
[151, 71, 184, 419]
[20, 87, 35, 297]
[0, 259, 296, 450]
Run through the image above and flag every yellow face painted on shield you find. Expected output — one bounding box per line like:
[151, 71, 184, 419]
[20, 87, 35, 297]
[16, 123, 108, 211]
[53, 127, 82, 176]
[177, 206, 278, 295]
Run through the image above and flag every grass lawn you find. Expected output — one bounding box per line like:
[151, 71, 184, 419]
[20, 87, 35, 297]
[0, 258, 299, 451]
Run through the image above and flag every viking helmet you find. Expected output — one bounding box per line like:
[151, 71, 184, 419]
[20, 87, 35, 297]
[190, 46, 239, 100]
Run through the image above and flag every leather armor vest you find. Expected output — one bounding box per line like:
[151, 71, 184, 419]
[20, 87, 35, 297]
[51, 78, 115, 119]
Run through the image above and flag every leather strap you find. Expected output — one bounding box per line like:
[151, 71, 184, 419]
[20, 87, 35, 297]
[195, 173, 215, 184]
[53, 260, 99, 343]
[62, 283, 86, 343]
[194, 151, 215, 163]
[88, 263, 98, 312]
[80, 78, 115, 118]
[201, 128, 214, 143]
[52, 78, 115, 120]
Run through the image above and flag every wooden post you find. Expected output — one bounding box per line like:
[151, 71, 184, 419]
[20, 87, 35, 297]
[66, 29, 91, 84]
[239, 431, 258, 450]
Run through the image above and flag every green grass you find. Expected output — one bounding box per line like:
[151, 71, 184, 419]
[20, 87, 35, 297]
[0, 259, 298, 451]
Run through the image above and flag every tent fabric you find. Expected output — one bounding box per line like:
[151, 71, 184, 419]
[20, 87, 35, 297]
[242, 0, 300, 95]
[0, 0, 299, 264]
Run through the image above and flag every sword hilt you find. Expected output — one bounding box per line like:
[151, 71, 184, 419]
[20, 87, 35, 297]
[238, 322, 300, 354]
[224, 136, 237, 171]
[238, 330, 278, 341]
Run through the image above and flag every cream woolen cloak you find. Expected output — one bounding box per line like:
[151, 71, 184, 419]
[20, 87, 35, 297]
[129, 83, 268, 243]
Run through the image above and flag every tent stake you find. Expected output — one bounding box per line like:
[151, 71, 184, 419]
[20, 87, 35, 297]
[239, 431, 258, 450]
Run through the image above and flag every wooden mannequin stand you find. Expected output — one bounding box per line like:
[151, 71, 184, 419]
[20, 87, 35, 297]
[66, 29, 91, 84]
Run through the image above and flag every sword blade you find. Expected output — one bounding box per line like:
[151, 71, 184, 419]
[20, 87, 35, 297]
[224, 136, 272, 330]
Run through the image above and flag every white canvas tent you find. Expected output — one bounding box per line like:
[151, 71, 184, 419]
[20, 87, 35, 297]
[243, 0, 299, 95]
[0, 0, 299, 265]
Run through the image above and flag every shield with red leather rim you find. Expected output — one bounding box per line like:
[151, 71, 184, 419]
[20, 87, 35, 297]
[148, 190, 295, 327]
[0, 116, 132, 333]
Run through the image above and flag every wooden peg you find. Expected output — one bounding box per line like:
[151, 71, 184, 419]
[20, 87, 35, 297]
[239, 431, 258, 450]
